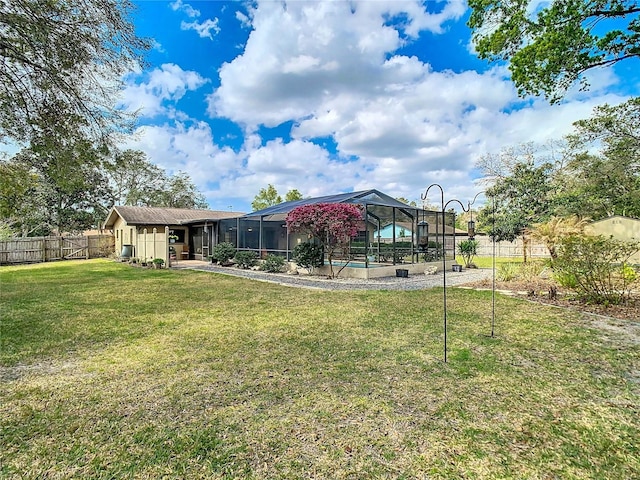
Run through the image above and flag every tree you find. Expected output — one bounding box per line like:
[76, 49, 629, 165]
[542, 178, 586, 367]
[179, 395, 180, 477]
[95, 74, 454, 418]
[468, 1, 640, 102]
[251, 184, 282, 211]
[252, 185, 305, 211]
[1, 145, 209, 236]
[13, 135, 112, 235]
[457, 239, 479, 268]
[104, 150, 208, 209]
[558, 98, 640, 219]
[395, 197, 417, 207]
[286, 203, 363, 278]
[557, 151, 640, 219]
[477, 104, 640, 223]
[148, 171, 208, 209]
[570, 98, 640, 150]
[285, 188, 303, 202]
[528, 216, 590, 260]
[0, 157, 46, 236]
[0, 0, 148, 145]
[106, 150, 166, 207]
[477, 148, 556, 262]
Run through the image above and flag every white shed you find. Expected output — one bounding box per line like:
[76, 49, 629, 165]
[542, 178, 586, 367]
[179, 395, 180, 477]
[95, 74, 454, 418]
[587, 216, 640, 264]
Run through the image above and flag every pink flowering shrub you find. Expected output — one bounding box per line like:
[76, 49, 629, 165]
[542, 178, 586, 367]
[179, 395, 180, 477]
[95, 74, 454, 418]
[286, 203, 363, 277]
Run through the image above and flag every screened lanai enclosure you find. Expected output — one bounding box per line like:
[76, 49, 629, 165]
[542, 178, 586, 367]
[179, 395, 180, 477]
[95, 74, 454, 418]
[218, 190, 458, 269]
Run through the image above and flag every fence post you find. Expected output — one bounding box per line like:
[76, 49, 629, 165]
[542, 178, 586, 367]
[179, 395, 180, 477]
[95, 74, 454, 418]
[165, 225, 170, 267]
[152, 228, 157, 260]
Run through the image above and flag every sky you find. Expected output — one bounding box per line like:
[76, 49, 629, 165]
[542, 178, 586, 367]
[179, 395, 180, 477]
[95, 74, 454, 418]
[118, 0, 640, 213]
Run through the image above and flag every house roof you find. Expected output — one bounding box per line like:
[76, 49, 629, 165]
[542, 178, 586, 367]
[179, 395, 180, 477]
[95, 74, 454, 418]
[103, 206, 244, 228]
[244, 189, 416, 219]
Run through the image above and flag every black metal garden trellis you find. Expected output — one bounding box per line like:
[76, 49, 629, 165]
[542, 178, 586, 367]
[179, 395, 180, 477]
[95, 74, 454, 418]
[421, 185, 496, 362]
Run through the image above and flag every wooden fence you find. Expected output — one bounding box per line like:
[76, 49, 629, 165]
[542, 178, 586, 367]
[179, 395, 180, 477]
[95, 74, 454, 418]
[0, 235, 115, 265]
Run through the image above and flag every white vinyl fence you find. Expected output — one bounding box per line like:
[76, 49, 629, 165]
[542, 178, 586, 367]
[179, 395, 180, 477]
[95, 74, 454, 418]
[460, 236, 549, 259]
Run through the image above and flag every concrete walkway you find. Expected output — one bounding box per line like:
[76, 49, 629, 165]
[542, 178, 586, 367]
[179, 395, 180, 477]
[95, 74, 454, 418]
[171, 260, 494, 291]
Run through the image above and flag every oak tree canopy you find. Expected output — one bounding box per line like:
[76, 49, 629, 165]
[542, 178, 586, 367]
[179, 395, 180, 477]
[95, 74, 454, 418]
[0, 0, 148, 145]
[468, 1, 640, 102]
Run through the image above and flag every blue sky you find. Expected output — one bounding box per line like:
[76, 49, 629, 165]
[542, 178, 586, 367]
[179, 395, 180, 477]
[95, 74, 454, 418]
[118, 0, 640, 213]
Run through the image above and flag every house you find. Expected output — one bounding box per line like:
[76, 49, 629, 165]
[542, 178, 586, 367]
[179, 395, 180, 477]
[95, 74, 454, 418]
[374, 222, 414, 241]
[587, 215, 640, 264]
[239, 189, 456, 267]
[102, 189, 461, 271]
[374, 221, 468, 241]
[103, 206, 244, 264]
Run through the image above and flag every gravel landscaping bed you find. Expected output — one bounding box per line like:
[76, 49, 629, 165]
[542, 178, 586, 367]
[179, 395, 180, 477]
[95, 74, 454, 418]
[174, 262, 494, 291]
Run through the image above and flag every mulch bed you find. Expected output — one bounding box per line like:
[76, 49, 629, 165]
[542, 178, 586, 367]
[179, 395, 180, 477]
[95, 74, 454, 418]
[465, 278, 640, 323]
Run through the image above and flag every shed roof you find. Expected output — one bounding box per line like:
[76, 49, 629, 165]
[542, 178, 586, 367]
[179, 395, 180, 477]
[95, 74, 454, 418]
[103, 206, 244, 228]
[244, 189, 414, 219]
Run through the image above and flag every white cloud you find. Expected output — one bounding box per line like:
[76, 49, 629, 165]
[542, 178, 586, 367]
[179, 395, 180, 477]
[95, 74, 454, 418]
[181, 18, 220, 40]
[402, 0, 467, 36]
[170, 0, 200, 18]
[120, 64, 208, 118]
[151, 39, 165, 53]
[118, 0, 635, 212]
[121, 122, 364, 211]
[209, 1, 467, 127]
[235, 10, 251, 28]
[223, 138, 375, 205]
[171, 0, 220, 40]
[201, 0, 634, 210]
[121, 121, 243, 198]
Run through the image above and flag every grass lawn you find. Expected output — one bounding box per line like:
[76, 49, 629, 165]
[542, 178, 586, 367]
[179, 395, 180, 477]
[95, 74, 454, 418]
[471, 256, 526, 269]
[1, 260, 638, 479]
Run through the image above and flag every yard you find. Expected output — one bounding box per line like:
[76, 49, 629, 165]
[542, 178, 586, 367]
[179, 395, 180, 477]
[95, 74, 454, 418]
[1, 260, 639, 479]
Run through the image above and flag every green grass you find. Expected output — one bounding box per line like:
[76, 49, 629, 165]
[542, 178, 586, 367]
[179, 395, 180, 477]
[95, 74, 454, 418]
[472, 256, 527, 268]
[1, 259, 638, 479]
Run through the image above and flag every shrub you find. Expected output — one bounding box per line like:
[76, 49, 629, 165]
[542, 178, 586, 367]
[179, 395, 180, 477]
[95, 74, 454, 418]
[235, 250, 258, 269]
[552, 234, 640, 304]
[211, 242, 236, 264]
[457, 239, 479, 267]
[152, 258, 165, 269]
[261, 254, 286, 273]
[518, 260, 547, 282]
[622, 263, 638, 283]
[497, 262, 519, 282]
[495, 260, 548, 285]
[293, 242, 324, 273]
[554, 270, 579, 289]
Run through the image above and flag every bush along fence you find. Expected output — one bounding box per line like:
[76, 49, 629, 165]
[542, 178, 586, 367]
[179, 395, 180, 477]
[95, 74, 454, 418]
[0, 235, 115, 265]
